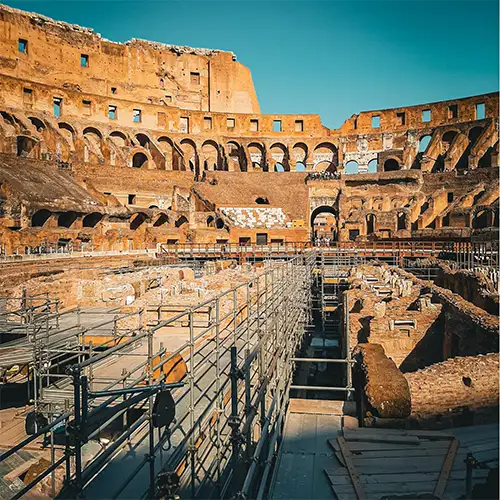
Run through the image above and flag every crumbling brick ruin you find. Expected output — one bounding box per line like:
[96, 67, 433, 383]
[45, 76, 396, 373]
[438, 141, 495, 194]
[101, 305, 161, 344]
[0, 4, 498, 253]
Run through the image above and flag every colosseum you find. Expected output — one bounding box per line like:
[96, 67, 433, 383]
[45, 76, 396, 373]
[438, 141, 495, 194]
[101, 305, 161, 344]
[0, 4, 498, 500]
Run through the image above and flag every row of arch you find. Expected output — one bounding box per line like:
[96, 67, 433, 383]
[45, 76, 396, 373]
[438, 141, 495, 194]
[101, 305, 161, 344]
[30, 210, 229, 232]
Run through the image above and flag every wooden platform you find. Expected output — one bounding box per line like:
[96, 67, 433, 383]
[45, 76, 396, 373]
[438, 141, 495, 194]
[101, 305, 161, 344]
[325, 426, 495, 500]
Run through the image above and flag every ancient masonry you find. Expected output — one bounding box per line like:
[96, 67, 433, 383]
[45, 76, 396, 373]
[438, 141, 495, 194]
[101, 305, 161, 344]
[0, 4, 497, 500]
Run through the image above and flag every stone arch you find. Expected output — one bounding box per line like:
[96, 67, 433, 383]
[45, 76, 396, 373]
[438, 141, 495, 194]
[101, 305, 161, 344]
[175, 215, 189, 228]
[153, 213, 169, 227]
[157, 136, 178, 171]
[226, 141, 247, 172]
[269, 142, 289, 172]
[28, 117, 46, 132]
[130, 212, 148, 230]
[418, 134, 432, 153]
[313, 142, 338, 172]
[131, 151, 149, 168]
[344, 160, 359, 175]
[201, 140, 220, 171]
[310, 205, 337, 241]
[32, 209, 52, 227]
[367, 158, 378, 173]
[397, 212, 407, 231]
[383, 158, 400, 171]
[82, 212, 103, 228]
[366, 213, 376, 234]
[83, 127, 103, 139]
[109, 130, 129, 147]
[472, 208, 494, 229]
[292, 142, 308, 165]
[58, 122, 76, 148]
[247, 142, 265, 170]
[180, 138, 198, 174]
[16, 135, 37, 157]
[58, 211, 79, 228]
[135, 133, 151, 149]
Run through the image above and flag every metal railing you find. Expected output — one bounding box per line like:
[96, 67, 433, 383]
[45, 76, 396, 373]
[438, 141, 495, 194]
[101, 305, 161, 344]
[0, 252, 316, 499]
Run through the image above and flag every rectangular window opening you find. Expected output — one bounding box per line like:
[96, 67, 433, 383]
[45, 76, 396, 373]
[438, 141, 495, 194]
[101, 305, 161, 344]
[295, 120, 304, 132]
[190, 72, 200, 85]
[396, 112, 406, 126]
[108, 105, 117, 120]
[447, 192, 454, 203]
[422, 109, 431, 122]
[81, 54, 89, 68]
[475, 103, 485, 120]
[23, 88, 33, 105]
[82, 99, 92, 116]
[18, 38, 28, 53]
[371, 115, 380, 128]
[133, 109, 142, 123]
[180, 117, 189, 133]
[448, 104, 458, 119]
[227, 117, 235, 129]
[204, 117, 212, 130]
[53, 97, 62, 118]
[273, 120, 282, 132]
[110, 87, 117, 95]
[250, 119, 259, 132]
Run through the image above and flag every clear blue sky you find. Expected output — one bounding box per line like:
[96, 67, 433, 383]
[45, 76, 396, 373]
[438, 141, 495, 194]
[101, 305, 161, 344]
[4, 0, 499, 129]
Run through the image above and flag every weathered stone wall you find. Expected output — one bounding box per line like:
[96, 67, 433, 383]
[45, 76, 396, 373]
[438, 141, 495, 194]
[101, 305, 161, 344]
[405, 353, 499, 426]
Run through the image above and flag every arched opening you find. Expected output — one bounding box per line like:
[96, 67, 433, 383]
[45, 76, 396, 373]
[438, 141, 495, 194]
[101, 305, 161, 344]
[82, 213, 103, 228]
[270, 143, 289, 172]
[366, 214, 376, 234]
[58, 211, 79, 228]
[310, 205, 337, 242]
[175, 216, 188, 228]
[472, 210, 493, 229]
[207, 215, 215, 228]
[32, 209, 52, 227]
[16, 136, 36, 157]
[255, 197, 270, 205]
[28, 117, 46, 132]
[153, 213, 169, 227]
[83, 127, 103, 139]
[215, 218, 225, 229]
[130, 212, 148, 230]
[227, 141, 246, 172]
[419, 135, 432, 153]
[201, 140, 219, 171]
[367, 159, 378, 173]
[181, 139, 198, 174]
[135, 133, 150, 149]
[109, 131, 128, 147]
[295, 162, 306, 172]
[344, 160, 359, 175]
[275, 163, 285, 172]
[313, 142, 338, 172]
[397, 212, 406, 231]
[383, 158, 400, 172]
[247, 142, 265, 171]
[292, 143, 307, 169]
[132, 152, 148, 168]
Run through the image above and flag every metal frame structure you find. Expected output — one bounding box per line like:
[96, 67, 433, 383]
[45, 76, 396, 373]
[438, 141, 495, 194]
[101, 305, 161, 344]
[0, 252, 316, 499]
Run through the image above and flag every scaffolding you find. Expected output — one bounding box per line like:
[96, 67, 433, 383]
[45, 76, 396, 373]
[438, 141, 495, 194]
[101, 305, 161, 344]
[0, 252, 316, 499]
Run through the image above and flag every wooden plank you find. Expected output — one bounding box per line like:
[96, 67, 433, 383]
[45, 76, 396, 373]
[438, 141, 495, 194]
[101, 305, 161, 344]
[434, 438, 460, 498]
[324, 469, 488, 485]
[328, 438, 449, 453]
[4, 457, 39, 481]
[343, 430, 420, 445]
[343, 428, 453, 440]
[289, 398, 345, 415]
[338, 447, 450, 460]
[337, 436, 365, 500]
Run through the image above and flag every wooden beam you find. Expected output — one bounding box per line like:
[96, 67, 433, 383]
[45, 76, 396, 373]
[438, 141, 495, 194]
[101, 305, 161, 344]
[434, 438, 460, 498]
[337, 436, 365, 500]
